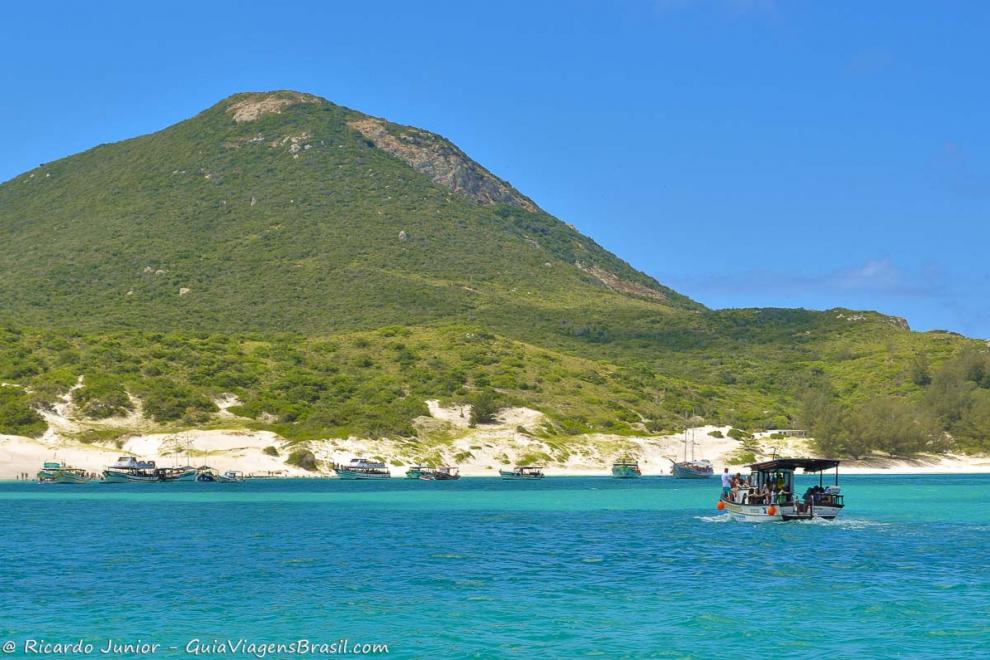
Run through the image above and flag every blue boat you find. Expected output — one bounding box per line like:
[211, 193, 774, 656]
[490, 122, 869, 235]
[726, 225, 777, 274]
[671, 460, 713, 479]
[671, 430, 713, 479]
[611, 457, 642, 479]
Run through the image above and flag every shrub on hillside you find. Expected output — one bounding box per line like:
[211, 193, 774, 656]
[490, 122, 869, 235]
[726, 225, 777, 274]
[469, 389, 503, 426]
[286, 449, 318, 471]
[72, 375, 133, 419]
[133, 378, 217, 423]
[0, 386, 46, 437]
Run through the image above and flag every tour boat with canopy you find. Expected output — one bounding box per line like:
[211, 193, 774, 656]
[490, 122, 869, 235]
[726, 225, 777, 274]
[499, 466, 545, 480]
[333, 458, 391, 480]
[718, 458, 844, 522]
[407, 466, 461, 480]
[103, 457, 160, 483]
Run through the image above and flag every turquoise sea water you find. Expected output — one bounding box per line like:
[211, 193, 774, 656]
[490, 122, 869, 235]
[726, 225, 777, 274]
[1, 475, 989, 658]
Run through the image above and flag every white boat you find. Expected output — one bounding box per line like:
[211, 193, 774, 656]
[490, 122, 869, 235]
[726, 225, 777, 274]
[719, 459, 845, 522]
[102, 457, 159, 483]
[218, 470, 245, 483]
[333, 458, 391, 480]
[499, 466, 545, 480]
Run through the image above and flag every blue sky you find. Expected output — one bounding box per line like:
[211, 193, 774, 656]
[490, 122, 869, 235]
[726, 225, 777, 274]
[2, 1, 988, 336]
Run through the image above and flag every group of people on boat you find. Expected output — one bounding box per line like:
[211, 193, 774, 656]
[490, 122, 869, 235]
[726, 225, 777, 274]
[720, 468, 790, 505]
[800, 484, 840, 508]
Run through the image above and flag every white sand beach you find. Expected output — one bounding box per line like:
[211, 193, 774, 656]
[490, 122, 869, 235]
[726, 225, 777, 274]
[2, 399, 989, 479]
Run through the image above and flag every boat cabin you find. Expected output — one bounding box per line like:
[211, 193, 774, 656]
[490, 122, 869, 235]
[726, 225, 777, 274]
[745, 458, 843, 508]
[347, 458, 387, 469]
[111, 456, 156, 470]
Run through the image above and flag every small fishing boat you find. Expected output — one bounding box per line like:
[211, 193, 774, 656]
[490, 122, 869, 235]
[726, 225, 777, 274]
[611, 456, 642, 479]
[37, 461, 92, 484]
[333, 458, 391, 480]
[217, 470, 245, 483]
[157, 466, 198, 482]
[103, 457, 160, 483]
[410, 466, 460, 481]
[405, 466, 427, 480]
[195, 466, 218, 482]
[499, 466, 545, 480]
[718, 458, 845, 522]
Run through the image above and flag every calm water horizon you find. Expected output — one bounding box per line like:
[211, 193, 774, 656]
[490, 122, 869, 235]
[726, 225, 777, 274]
[2, 475, 988, 657]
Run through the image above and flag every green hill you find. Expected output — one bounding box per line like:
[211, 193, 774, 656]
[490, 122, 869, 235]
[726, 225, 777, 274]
[0, 91, 986, 455]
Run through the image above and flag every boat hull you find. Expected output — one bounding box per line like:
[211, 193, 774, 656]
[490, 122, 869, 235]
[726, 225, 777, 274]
[102, 470, 160, 483]
[672, 463, 713, 479]
[335, 469, 391, 480]
[38, 471, 92, 484]
[499, 472, 544, 480]
[611, 466, 641, 479]
[723, 499, 843, 522]
[160, 469, 198, 482]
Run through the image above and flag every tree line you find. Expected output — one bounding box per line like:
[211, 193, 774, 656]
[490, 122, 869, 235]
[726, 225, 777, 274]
[802, 348, 990, 458]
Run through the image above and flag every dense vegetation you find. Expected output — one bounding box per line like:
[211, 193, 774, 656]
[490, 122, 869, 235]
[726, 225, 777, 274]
[0, 91, 985, 458]
[804, 349, 990, 457]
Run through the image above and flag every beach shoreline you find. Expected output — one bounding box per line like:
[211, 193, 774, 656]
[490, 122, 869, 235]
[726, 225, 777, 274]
[3, 420, 989, 479]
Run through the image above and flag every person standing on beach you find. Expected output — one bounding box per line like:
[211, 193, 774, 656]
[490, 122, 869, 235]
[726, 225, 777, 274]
[721, 468, 731, 499]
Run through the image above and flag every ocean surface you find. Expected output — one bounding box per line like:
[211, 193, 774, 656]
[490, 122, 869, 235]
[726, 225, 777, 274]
[1, 475, 988, 658]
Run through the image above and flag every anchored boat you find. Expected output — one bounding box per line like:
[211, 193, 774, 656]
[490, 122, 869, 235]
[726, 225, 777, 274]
[158, 466, 198, 482]
[671, 428, 713, 479]
[611, 457, 642, 479]
[333, 458, 391, 480]
[37, 461, 92, 484]
[499, 466, 545, 480]
[718, 458, 845, 522]
[671, 460, 714, 479]
[218, 470, 245, 483]
[407, 466, 460, 480]
[103, 457, 160, 483]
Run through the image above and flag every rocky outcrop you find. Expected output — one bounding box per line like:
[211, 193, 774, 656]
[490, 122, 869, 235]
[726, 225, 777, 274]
[347, 117, 538, 211]
[227, 92, 321, 123]
[575, 262, 668, 302]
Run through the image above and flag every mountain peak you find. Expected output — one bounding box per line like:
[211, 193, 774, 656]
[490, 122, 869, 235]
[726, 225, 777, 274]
[224, 90, 325, 123]
[0, 89, 697, 333]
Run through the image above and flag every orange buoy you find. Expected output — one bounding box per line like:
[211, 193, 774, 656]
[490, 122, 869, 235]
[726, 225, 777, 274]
[716, 500, 725, 510]
[767, 505, 777, 516]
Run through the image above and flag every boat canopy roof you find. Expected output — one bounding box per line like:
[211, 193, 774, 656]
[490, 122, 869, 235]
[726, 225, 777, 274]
[748, 458, 840, 473]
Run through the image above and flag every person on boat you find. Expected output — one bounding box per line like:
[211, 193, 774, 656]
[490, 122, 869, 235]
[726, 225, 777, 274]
[721, 468, 731, 499]
[777, 485, 791, 505]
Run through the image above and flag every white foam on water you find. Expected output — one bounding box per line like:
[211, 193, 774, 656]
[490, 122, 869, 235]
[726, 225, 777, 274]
[792, 516, 887, 530]
[696, 513, 733, 523]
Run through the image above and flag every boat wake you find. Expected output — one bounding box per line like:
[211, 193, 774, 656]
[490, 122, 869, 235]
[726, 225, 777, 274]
[695, 513, 733, 523]
[695, 513, 884, 528]
[791, 516, 887, 530]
